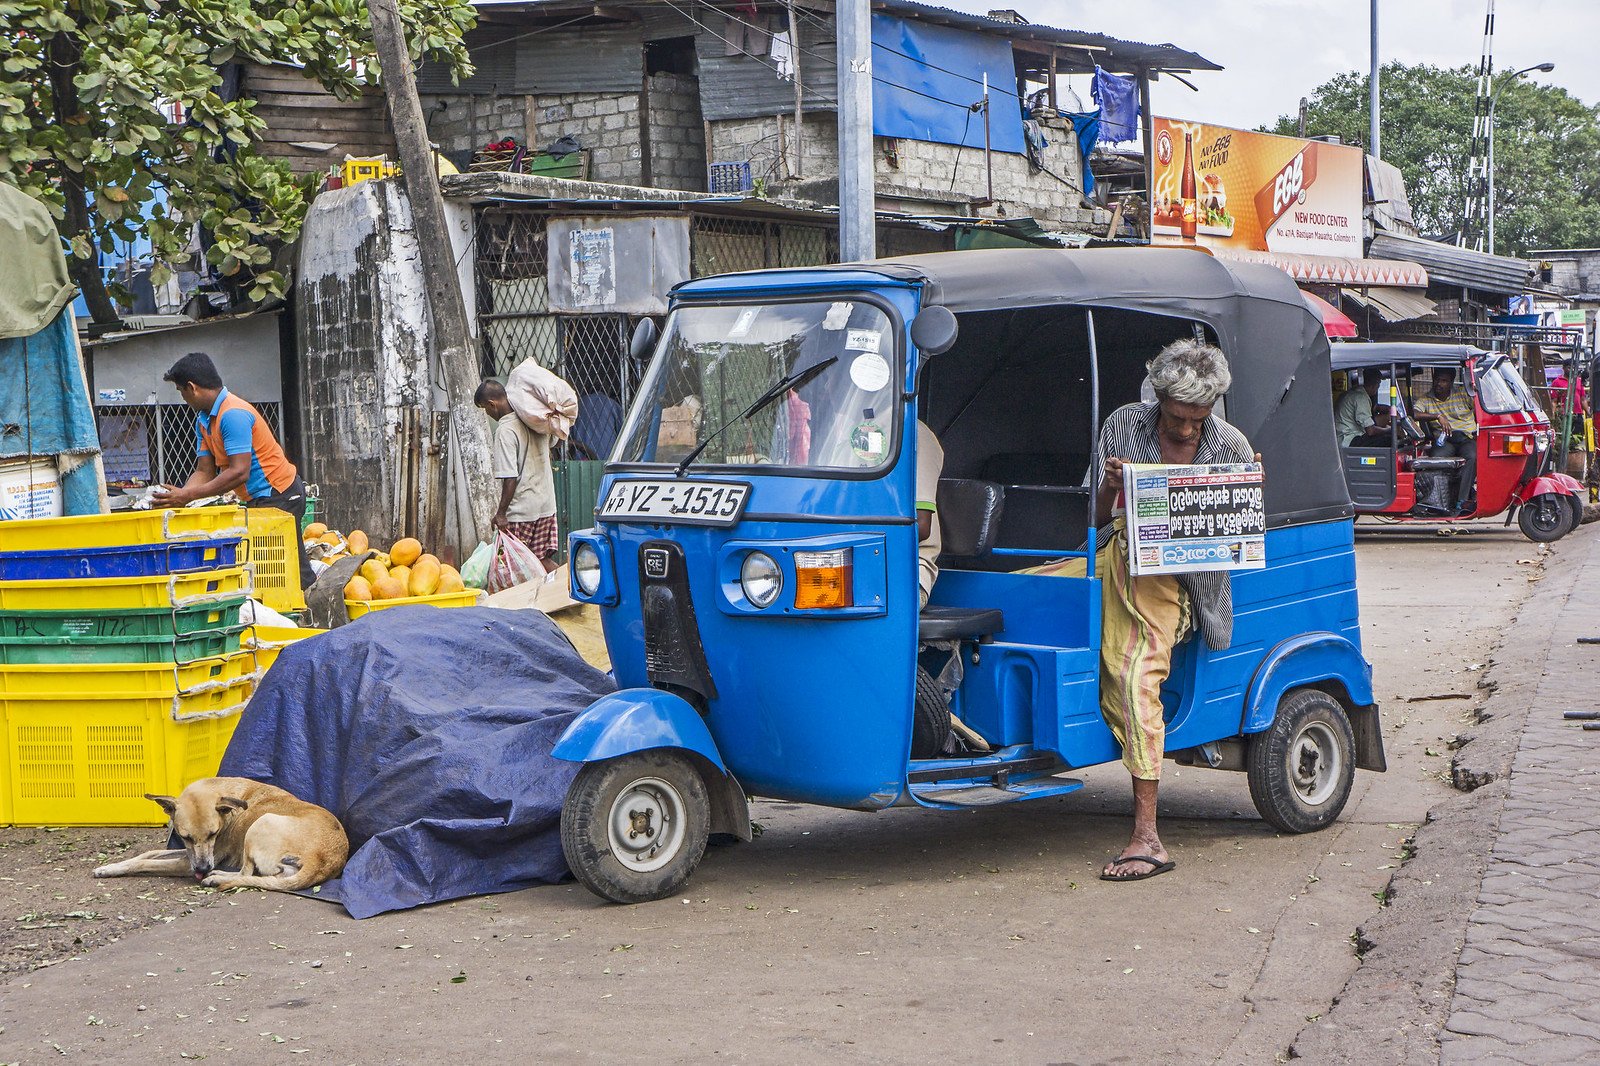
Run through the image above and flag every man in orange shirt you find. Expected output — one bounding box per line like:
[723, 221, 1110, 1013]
[153, 352, 314, 589]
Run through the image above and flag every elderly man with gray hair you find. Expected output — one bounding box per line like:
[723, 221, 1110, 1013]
[1091, 338, 1257, 881]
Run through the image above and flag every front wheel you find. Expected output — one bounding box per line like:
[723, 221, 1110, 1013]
[1247, 689, 1357, 834]
[1518, 493, 1573, 542]
[561, 751, 710, 904]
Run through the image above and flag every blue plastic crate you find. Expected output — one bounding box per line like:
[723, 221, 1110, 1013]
[708, 161, 753, 194]
[0, 537, 243, 581]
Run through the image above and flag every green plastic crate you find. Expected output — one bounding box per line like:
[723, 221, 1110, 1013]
[0, 624, 248, 664]
[0, 597, 248, 640]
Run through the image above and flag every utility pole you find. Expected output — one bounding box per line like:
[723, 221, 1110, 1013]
[1368, 0, 1380, 158]
[787, 1, 804, 179]
[836, 0, 875, 261]
[366, 0, 492, 557]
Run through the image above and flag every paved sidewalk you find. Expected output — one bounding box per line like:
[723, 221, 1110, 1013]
[1441, 533, 1600, 1063]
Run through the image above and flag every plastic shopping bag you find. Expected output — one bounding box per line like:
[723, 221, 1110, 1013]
[460, 540, 494, 589]
[506, 358, 579, 440]
[486, 530, 548, 594]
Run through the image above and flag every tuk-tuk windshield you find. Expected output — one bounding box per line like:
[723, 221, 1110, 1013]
[612, 299, 901, 472]
[1477, 357, 1537, 414]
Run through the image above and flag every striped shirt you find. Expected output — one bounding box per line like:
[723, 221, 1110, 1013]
[1096, 402, 1255, 651]
[1411, 385, 1475, 434]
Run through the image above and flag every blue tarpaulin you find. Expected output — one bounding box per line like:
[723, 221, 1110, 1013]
[218, 606, 617, 918]
[1091, 66, 1139, 143]
[871, 14, 1025, 154]
[0, 312, 104, 517]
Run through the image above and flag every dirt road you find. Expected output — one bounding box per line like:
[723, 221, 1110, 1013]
[0, 523, 1557, 1064]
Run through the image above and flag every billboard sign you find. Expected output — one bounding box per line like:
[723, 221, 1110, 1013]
[1150, 119, 1365, 258]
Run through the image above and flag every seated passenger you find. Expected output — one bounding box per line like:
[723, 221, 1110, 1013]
[1335, 371, 1391, 446]
[1024, 340, 1257, 884]
[916, 420, 943, 609]
[1411, 367, 1477, 514]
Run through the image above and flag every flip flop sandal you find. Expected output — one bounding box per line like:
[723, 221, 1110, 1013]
[1100, 854, 1177, 882]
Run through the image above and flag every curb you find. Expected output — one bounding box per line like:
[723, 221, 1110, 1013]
[1288, 527, 1592, 1062]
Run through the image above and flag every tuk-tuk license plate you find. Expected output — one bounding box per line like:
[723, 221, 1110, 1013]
[599, 480, 751, 526]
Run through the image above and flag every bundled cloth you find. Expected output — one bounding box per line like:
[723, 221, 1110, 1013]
[218, 605, 616, 917]
[507, 358, 578, 441]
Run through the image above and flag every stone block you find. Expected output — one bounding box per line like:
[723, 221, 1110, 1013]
[602, 113, 627, 132]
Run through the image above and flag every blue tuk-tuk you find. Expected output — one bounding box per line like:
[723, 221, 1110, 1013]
[555, 248, 1386, 904]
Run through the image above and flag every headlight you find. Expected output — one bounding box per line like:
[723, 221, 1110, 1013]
[739, 551, 783, 608]
[573, 542, 602, 595]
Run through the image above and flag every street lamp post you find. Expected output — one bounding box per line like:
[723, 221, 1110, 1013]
[1488, 61, 1555, 255]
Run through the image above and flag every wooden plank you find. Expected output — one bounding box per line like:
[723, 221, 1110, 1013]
[255, 114, 393, 136]
[251, 91, 382, 111]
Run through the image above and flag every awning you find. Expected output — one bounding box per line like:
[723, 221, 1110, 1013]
[1368, 231, 1537, 295]
[1201, 245, 1429, 288]
[1302, 291, 1358, 337]
[1343, 286, 1438, 323]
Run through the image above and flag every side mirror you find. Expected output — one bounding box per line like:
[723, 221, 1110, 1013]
[910, 306, 958, 357]
[629, 318, 660, 362]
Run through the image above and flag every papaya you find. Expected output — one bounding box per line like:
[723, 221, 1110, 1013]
[347, 529, 370, 554]
[304, 522, 328, 539]
[370, 551, 391, 567]
[408, 558, 442, 597]
[344, 575, 373, 601]
[416, 553, 440, 570]
[371, 576, 407, 600]
[319, 531, 343, 547]
[436, 564, 465, 594]
[390, 537, 423, 567]
[359, 559, 389, 586]
[388, 565, 412, 590]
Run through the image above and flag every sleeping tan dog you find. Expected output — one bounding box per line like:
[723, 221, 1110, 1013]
[93, 777, 349, 893]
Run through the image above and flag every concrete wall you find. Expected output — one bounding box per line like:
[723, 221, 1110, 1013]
[645, 74, 706, 192]
[707, 111, 1107, 232]
[1533, 249, 1600, 297]
[86, 314, 283, 405]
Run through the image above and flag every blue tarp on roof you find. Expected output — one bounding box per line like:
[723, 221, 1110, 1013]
[871, 13, 1025, 154]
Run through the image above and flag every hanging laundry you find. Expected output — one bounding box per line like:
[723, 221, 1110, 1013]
[722, 12, 771, 57]
[770, 29, 794, 80]
[1091, 66, 1138, 143]
[1066, 111, 1101, 194]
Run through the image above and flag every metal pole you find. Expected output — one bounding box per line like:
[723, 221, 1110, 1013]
[836, 0, 875, 260]
[788, 1, 804, 179]
[1369, 0, 1380, 158]
[1487, 94, 1497, 254]
[982, 72, 992, 205]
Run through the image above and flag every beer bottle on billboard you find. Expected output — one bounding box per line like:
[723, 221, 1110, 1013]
[1180, 130, 1198, 241]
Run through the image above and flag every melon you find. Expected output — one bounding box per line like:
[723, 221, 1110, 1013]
[408, 558, 442, 597]
[344, 575, 374, 601]
[347, 529, 370, 554]
[358, 559, 389, 586]
[436, 565, 465, 594]
[390, 537, 423, 567]
[371, 576, 407, 600]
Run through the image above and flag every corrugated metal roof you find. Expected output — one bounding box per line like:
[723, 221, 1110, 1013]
[1369, 232, 1537, 296]
[1343, 285, 1437, 323]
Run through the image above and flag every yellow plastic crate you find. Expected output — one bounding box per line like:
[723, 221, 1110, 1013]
[342, 157, 397, 186]
[345, 588, 482, 619]
[245, 509, 307, 613]
[0, 649, 258, 695]
[246, 625, 327, 673]
[0, 506, 245, 552]
[2, 678, 254, 825]
[0, 567, 252, 611]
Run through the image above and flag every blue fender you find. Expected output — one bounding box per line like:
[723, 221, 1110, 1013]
[552, 687, 728, 773]
[1241, 633, 1375, 735]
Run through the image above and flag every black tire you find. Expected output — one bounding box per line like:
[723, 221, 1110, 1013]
[1518, 493, 1572, 542]
[1247, 689, 1357, 834]
[560, 751, 710, 904]
[912, 665, 951, 758]
[1568, 494, 1586, 534]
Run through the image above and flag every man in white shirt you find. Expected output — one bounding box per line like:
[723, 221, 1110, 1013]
[475, 379, 558, 572]
[916, 420, 943, 608]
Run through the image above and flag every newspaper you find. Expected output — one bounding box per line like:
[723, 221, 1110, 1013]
[1123, 462, 1266, 576]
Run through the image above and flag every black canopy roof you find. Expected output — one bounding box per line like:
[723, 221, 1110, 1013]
[1329, 342, 1491, 371]
[863, 248, 1351, 528]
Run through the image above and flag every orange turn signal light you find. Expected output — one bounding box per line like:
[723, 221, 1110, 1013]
[1507, 435, 1528, 454]
[793, 548, 853, 609]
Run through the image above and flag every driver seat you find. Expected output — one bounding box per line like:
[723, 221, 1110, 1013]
[920, 479, 1006, 642]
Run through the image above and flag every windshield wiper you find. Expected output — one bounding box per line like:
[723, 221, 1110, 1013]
[675, 356, 838, 477]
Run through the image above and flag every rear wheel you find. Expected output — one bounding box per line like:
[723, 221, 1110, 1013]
[912, 665, 952, 758]
[561, 751, 710, 904]
[1518, 493, 1572, 542]
[1247, 689, 1356, 834]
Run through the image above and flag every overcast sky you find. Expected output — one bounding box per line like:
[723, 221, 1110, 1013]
[941, 0, 1598, 133]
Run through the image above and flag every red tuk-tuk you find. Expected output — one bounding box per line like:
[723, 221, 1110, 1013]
[1331, 343, 1584, 541]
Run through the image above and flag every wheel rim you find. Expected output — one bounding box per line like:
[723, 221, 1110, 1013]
[1529, 498, 1563, 534]
[1288, 722, 1343, 807]
[606, 776, 687, 873]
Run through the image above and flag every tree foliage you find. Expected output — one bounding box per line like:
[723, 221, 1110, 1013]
[1267, 62, 1600, 256]
[0, 0, 475, 322]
